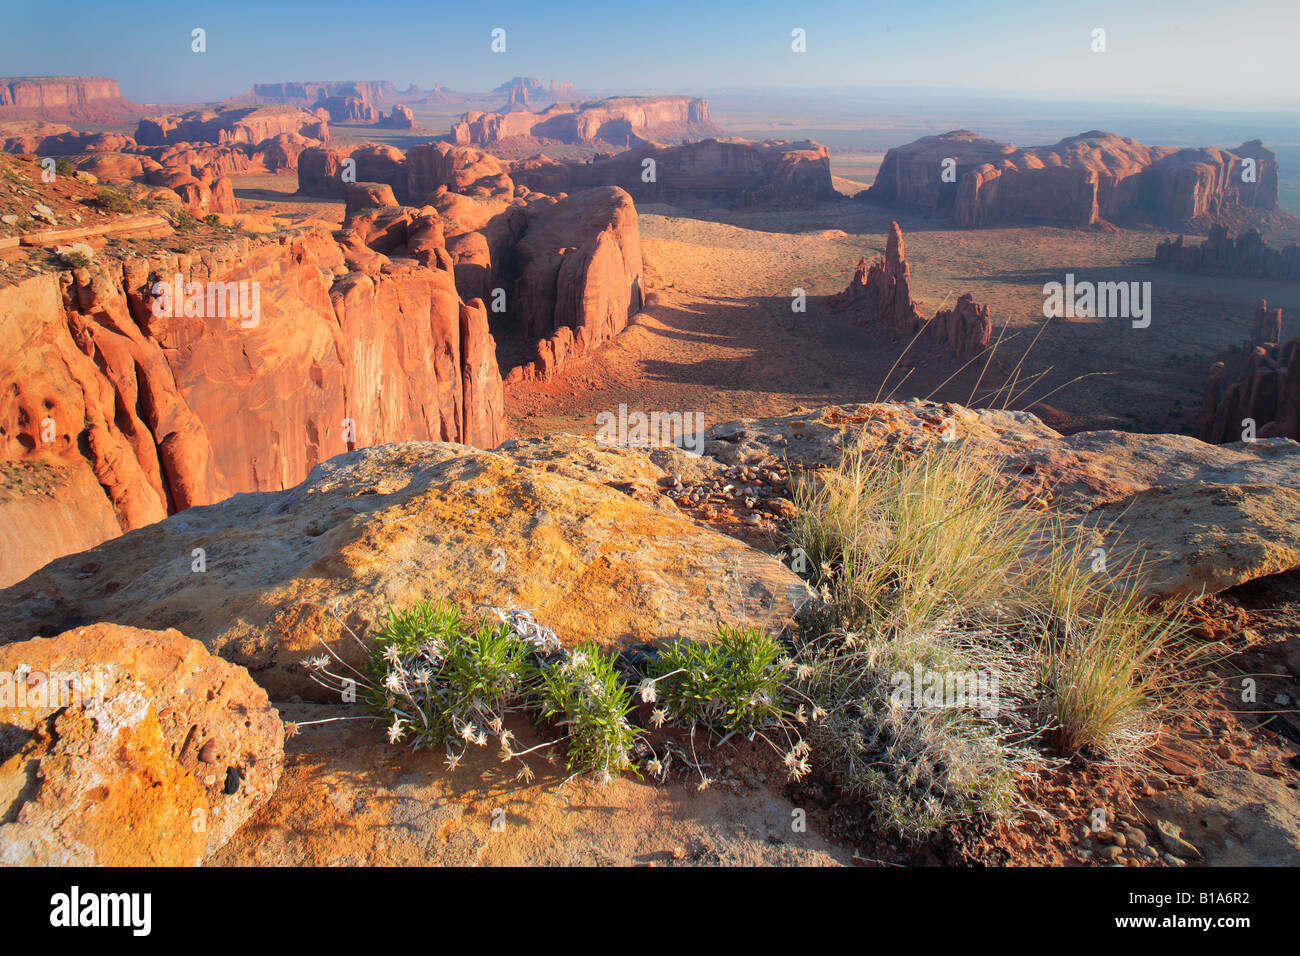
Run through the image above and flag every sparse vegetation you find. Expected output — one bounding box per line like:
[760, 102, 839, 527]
[787, 444, 1194, 840]
[92, 186, 132, 214]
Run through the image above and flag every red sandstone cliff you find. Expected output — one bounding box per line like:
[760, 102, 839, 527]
[0, 76, 142, 123]
[511, 138, 837, 208]
[451, 95, 718, 149]
[868, 130, 1279, 229]
[0, 225, 506, 587]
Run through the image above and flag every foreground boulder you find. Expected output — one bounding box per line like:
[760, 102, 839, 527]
[0, 624, 283, 865]
[0, 439, 813, 701]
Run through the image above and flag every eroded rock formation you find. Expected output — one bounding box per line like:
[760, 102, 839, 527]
[867, 130, 1279, 229]
[512, 138, 836, 208]
[451, 95, 718, 149]
[1156, 225, 1300, 281]
[1198, 299, 1299, 443]
[830, 222, 991, 359]
[0, 220, 506, 587]
[135, 105, 328, 147]
[507, 186, 644, 382]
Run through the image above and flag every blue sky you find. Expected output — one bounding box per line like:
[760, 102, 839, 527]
[3, 0, 1298, 107]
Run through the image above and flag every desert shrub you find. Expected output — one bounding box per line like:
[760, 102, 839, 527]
[536, 643, 641, 781]
[93, 186, 132, 213]
[54, 158, 75, 177]
[172, 210, 199, 232]
[647, 624, 791, 736]
[788, 444, 1191, 839]
[203, 213, 221, 227]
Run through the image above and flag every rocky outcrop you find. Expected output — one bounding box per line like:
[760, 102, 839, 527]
[452, 95, 718, 149]
[0, 437, 813, 701]
[830, 222, 991, 359]
[0, 76, 141, 123]
[1156, 225, 1300, 281]
[317, 95, 379, 124]
[704, 400, 1300, 601]
[0, 122, 136, 156]
[136, 105, 328, 147]
[506, 187, 644, 382]
[377, 104, 416, 129]
[1198, 300, 1299, 443]
[867, 130, 1279, 229]
[0, 223, 507, 587]
[512, 138, 837, 208]
[297, 143, 406, 199]
[0, 623, 283, 865]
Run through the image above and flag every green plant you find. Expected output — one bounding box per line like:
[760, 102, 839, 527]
[55, 158, 75, 177]
[93, 186, 132, 213]
[172, 210, 199, 232]
[536, 643, 640, 782]
[648, 624, 791, 736]
[203, 213, 221, 227]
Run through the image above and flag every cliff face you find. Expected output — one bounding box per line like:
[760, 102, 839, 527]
[868, 130, 1279, 229]
[296, 143, 646, 383]
[0, 225, 506, 588]
[451, 95, 718, 148]
[512, 138, 837, 208]
[136, 106, 329, 147]
[0, 76, 141, 122]
[507, 187, 644, 382]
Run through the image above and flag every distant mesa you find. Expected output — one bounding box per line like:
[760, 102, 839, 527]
[1156, 225, 1300, 282]
[0, 75, 142, 124]
[135, 104, 328, 147]
[451, 94, 719, 150]
[830, 221, 992, 360]
[866, 130, 1279, 230]
[1198, 299, 1299, 443]
[511, 138, 837, 208]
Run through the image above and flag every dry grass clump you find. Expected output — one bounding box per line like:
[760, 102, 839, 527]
[788, 445, 1193, 840]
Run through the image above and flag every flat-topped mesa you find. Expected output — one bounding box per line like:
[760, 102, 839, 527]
[1198, 299, 1299, 443]
[867, 130, 1279, 229]
[0, 76, 142, 123]
[0, 217, 507, 588]
[831, 221, 991, 359]
[1156, 225, 1300, 282]
[451, 95, 718, 149]
[512, 138, 837, 208]
[246, 80, 417, 106]
[136, 105, 329, 147]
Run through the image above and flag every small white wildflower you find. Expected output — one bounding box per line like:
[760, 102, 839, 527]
[445, 751, 462, 771]
[696, 776, 713, 792]
[387, 718, 407, 744]
[383, 645, 401, 665]
[638, 678, 658, 703]
[795, 664, 813, 681]
[650, 707, 668, 728]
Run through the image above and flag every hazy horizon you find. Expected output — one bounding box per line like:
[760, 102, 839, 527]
[4, 0, 1299, 110]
